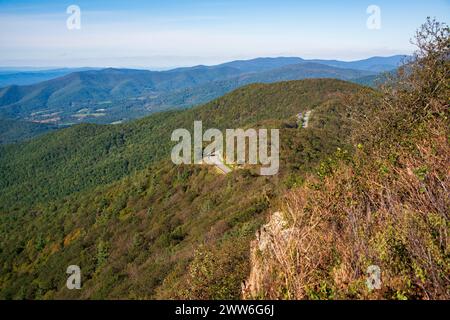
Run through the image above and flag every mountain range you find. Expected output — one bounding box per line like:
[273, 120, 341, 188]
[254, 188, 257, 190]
[0, 55, 405, 143]
[1, 57, 445, 299]
[0, 17, 447, 302]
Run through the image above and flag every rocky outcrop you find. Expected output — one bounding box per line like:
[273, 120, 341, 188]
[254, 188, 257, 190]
[242, 211, 294, 298]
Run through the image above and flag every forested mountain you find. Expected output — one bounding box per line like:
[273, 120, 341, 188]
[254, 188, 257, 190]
[0, 79, 364, 209]
[0, 56, 401, 133]
[0, 55, 404, 87]
[0, 0, 447, 302]
[309, 55, 407, 72]
[0, 119, 60, 145]
[0, 78, 371, 299]
[0, 66, 242, 121]
[210, 55, 406, 73]
[139, 62, 381, 113]
[0, 19, 447, 300]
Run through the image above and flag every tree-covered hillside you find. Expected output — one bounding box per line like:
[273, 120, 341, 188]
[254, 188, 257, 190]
[0, 79, 366, 210]
[0, 19, 444, 300]
[0, 78, 370, 299]
[0, 61, 380, 127]
[0, 119, 59, 145]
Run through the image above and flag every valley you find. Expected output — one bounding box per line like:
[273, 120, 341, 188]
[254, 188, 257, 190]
[0, 56, 404, 144]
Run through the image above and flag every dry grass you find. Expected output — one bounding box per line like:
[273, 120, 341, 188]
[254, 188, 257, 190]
[243, 18, 449, 300]
[244, 120, 449, 299]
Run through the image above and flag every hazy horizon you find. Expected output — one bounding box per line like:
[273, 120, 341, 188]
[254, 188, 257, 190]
[1, 0, 448, 68]
[0, 54, 410, 71]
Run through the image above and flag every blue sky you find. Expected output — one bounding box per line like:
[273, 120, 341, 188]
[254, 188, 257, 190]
[0, 0, 449, 68]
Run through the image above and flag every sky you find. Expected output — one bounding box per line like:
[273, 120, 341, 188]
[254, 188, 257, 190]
[0, 0, 449, 69]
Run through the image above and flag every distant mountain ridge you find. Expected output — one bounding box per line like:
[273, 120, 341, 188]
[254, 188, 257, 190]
[217, 55, 407, 73]
[308, 55, 408, 72]
[136, 61, 390, 111]
[0, 55, 406, 87]
[0, 68, 99, 87]
[0, 65, 245, 121]
[0, 55, 405, 143]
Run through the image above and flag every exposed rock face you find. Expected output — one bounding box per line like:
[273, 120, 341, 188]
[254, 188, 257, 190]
[242, 211, 293, 298]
